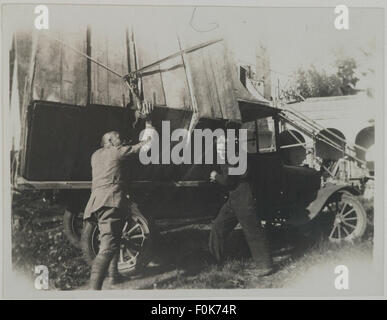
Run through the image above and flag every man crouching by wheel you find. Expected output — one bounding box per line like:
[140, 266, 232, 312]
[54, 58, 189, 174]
[83, 101, 153, 290]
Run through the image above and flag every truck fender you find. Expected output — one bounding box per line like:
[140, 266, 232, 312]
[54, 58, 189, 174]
[306, 183, 359, 220]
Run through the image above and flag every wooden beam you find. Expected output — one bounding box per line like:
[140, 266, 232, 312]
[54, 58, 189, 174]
[16, 177, 212, 190]
[86, 26, 92, 105]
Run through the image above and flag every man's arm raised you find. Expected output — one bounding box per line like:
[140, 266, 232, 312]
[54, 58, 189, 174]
[120, 100, 154, 158]
[119, 136, 152, 158]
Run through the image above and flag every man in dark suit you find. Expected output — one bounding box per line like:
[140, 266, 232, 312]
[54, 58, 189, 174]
[209, 136, 273, 276]
[84, 105, 153, 290]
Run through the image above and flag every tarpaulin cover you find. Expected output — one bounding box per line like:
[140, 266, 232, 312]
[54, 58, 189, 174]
[21, 101, 132, 181]
[20, 101, 219, 182]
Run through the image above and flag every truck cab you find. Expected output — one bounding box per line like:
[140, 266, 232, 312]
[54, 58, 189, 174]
[238, 101, 321, 221]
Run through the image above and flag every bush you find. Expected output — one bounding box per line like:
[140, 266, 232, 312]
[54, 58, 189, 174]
[12, 191, 89, 290]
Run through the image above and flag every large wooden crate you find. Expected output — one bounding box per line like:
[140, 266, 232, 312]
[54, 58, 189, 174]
[20, 101, 220, 182]
[20, 101, 132, 181]
[15, 27, 272, 183]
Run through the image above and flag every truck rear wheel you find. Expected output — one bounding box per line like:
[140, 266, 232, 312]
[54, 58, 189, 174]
[62, 190, 89, 248]
[63, 209, 83, 248]
[80, 204, 154, 276]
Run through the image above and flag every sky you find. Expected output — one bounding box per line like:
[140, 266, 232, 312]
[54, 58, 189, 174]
[4, 5, 383, 88]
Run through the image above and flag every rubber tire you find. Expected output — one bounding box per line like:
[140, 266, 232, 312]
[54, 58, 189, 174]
[310, 192, 367, 243]
[327, 193, 367, 242]
[298, 191, 368, 244]
[81, 207, 154, 276]
[63, 209, 83, 248]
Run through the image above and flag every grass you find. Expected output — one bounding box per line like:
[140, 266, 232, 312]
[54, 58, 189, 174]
[155, 236, 373, 290]
[11, 191, 375, 291]
[12, 191, 90, 290]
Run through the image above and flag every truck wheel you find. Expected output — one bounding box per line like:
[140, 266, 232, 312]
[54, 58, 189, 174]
[63, 209, 83, 248]
[81, 205, 154, 276]
[321, 192, 367, 243]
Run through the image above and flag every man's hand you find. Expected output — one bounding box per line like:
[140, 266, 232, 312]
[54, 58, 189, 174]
[209, 170, 218, 182]
[136, 100, 154, 119]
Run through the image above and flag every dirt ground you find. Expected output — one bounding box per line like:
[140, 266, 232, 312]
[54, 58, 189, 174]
[11, 191, 374, 291]
[96, 218, 374, 291]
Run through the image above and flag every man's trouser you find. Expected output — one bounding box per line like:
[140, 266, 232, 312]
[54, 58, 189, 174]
[89, 206, 124, 290]
[209, 182, 272, 269]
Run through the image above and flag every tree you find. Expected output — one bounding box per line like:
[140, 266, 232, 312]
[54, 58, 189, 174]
[293, 65, 342, 98]
[290, 56, 359, 99]
[335, 57, 359, 95]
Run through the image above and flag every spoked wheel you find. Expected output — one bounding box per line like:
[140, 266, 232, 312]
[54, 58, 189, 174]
[321, 192, 367, 243]
[82, 205, 154, 276]
[117, 214, 151, 273]
[63, 209, 84, 248]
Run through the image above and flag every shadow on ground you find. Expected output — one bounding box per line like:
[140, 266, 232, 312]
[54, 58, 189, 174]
[121, 218, 314, 289]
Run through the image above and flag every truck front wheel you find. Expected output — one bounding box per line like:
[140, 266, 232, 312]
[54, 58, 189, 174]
[320, 192, 367, 243]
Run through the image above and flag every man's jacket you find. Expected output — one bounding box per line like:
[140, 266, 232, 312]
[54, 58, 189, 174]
[214, 162, 255, 206]
[84, 142, 145, 219]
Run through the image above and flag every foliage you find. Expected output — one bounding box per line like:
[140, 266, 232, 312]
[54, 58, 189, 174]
[335, 56, 359, 95]
[291, 56, 359, 99]
[293, 66, 342, 98]
[12, 191, 89, 290]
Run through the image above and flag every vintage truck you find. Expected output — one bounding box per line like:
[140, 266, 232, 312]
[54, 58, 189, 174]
[11, 29, 368, 275]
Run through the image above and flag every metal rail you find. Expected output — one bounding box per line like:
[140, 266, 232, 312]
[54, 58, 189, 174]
[284, 106, 368, 153]
[285, 121, 335, 178]
[278, 111, 367, 166]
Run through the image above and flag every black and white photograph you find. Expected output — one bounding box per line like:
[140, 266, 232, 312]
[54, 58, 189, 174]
[0, 1, 385, 299]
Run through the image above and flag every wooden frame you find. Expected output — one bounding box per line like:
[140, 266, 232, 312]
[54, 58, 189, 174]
[16, 177, 211, 190]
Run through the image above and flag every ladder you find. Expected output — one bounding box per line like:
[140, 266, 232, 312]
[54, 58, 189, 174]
[277, 104, 368, 177]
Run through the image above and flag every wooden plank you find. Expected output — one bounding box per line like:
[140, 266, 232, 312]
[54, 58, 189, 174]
[207, 42, 240, 120]
[183, 40, 240, 120]
[16, 177, 211, 190]
[90, 31, 109, 105]
[159, 55, 191, 109]
[133, 27, 166, 107]
[86, 27, 92, 105]
[200, 48, 223, 118]
[90, 26, 130, 106]
[134, 28, 193, 110]
[59, 30, 88, 105]
[32, 31, 62, 101]
[183, 49, 214, 118]
[156, 34, 191, 110]
[19, 31, 38, 178]
[15, 31, 33, 110]
[106, 29, 129, 106]
[31, 30, 88, 105]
